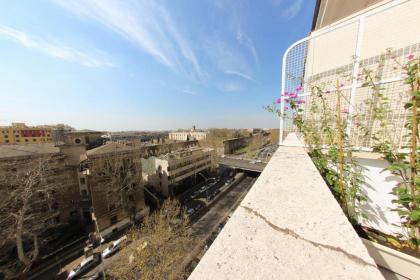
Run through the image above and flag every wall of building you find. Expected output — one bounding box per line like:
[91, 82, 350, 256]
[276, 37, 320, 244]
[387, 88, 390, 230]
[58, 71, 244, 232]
[312, 0, 384, 30]
[87, 152, 145, 233]
[0, 123, 52, 145]
[223, 137, 251, 155]
[142, 148, 214, 197]
[169, 131, 207, 141]
[0, 153, 81, 224]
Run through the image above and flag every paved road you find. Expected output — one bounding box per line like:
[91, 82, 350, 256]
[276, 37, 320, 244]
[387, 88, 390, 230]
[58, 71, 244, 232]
[217, 157, 266, 172]
[192, 176, 255, 238]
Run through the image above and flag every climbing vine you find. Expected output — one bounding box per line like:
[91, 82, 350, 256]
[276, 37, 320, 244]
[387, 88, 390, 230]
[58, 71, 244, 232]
[267, 51, 419, 252]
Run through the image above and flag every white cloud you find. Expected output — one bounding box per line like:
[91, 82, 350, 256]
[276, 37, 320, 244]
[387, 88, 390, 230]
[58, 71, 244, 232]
[204, 39, 254, 82]
[182, 89, 198, 96]
[281, 0, 303, 19]
[236, 29, 259, 68]
[224, 70, 255, 82]
[54, 0, 201, 78]
[0, 25, 114, 67]
[221, 82, 243, 92]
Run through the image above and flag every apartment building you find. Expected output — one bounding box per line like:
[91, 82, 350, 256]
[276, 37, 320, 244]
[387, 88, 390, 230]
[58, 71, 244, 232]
[169, 126, 207, 141]
[0, 144, 81, 224]
[0, 123, 52, 144]
[142, 147, 215, 197]
[84, 143, 147, 236]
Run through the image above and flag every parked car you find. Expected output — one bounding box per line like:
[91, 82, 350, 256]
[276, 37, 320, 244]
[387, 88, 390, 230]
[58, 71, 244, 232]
[194, 204, 203, 211]
[249, 160, 256, 164]
[207, 193, 215, 201]
[187, 208, 195, 215]
[256, 159, 262, 163]
[67, 253, 101, 280]
[102, 235, 127, 259]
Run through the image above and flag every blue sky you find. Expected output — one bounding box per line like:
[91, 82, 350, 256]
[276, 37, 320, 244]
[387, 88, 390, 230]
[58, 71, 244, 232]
[0, 0, 315, 131]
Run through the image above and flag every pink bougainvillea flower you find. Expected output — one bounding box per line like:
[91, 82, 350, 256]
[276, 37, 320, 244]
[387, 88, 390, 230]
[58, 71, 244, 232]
[275, 98, 281, 104]
[296, 86, 303, 92]
[289, 93, 297, 98]
[284, 106, 289, 110]
[326, 90, 331, 94]
[297, 100, 305, 104]
[283, 91, 289, 96]
[406, 54, 414, 60]
[341, 107, 349, 114]
[284, 98, 290, 103]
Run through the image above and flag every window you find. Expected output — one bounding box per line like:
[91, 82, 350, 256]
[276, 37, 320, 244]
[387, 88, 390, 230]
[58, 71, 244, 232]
[5, 140, 9, 143]
[25, 139, 28, 142]
[4, 135, 8, 138]
[74, 138, 81, 144]
[32, 139, 36, 142]
[110, 216, 118, 225]
[15, 134, 19, 138]
[16, 140, 20, 143]
[80, 177, 86, 185]
[81, 189, 88, 196]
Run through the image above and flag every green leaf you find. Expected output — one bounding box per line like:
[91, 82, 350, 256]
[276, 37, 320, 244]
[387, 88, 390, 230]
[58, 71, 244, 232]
[409, 210, 420, 223]
[404, 102, 413, 109]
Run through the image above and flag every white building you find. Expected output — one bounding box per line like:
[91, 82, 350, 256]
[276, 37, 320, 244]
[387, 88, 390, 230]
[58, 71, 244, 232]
[142, 147, 215, 197]
[169, 126, 207, 141]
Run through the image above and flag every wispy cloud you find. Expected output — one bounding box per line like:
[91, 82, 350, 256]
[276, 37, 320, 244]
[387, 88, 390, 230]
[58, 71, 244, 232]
[54, 0, 201, 79]
[224, 70, 255, 82]
[213, 1, 259, 69]
[221, 82, 243, 92]
[182, 89, 198, 96]
[0, 25, 114, 67]
[236, 29, 259, 68]
[204, 39, 254, 82]
[281, 0, 303, 19]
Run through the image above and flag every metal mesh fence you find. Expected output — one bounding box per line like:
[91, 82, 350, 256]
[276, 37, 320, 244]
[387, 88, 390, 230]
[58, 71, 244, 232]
[279, 0, 419, 149]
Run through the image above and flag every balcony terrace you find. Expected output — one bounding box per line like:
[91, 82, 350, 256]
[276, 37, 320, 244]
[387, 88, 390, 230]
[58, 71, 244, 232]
[189, 134, 384, 279]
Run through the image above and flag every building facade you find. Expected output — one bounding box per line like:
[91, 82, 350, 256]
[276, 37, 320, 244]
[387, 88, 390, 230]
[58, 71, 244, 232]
[0, 144, 81, 224]
[142, 147, 215, 197]
[169, 126, 207, 141]
[84, 143, 147, 236]
[0, 123, 52, 145]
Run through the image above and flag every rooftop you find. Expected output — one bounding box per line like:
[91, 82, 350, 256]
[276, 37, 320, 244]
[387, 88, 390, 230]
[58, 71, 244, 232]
[66, 129, 103, 134]
[0, 143, 59, 159]
[86, 142, 137, 156]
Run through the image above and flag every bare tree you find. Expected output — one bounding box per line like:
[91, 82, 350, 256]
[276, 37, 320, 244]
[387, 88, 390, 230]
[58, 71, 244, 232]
[109, 199, 194, 280]
[0, 155, 70, 277]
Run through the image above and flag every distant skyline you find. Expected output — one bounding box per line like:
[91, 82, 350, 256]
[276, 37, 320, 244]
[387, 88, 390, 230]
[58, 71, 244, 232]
[0, 0, 315, 131]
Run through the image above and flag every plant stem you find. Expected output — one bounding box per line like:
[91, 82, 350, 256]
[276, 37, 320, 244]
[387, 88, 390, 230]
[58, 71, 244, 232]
[336, 80, 347, 213]
[410, 71, 419, 247]
[410, 74, 418, 207]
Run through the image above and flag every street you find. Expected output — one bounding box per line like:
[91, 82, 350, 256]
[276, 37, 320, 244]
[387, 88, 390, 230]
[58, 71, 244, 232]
[37, 174, 256, 280]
